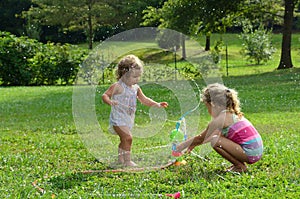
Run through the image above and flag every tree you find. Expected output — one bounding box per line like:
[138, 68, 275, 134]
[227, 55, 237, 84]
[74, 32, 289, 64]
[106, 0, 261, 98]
[105, 0, 167, 30]
[143, 0, 201, 59]
[21, 0, 166, 48]
[22, 0, 114, 49]
[237, 0, 284, 27]
[277, 0, 298, 69]
[142, 0, 243, 51]
[0, 0, 31, 35]
[234, 0, 298, 70]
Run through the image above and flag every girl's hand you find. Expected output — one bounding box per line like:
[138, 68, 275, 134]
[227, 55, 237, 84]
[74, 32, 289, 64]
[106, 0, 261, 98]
[187, 145, 196, 153]
[159, 102, 168, 108]
[110, 100, 118, 106]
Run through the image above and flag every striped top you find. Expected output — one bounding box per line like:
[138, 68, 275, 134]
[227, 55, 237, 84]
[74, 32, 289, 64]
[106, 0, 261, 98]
[222, 116, 263, 164]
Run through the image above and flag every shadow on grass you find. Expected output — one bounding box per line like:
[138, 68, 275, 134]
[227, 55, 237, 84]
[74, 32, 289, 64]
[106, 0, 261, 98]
[49, 172, 89, 190]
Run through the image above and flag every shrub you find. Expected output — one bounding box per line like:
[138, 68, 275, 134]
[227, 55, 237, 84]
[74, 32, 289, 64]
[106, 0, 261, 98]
[29, 43, 87, 85]
[0, 31, 87, 86]
[210, 39, 224, 64]
[0, 32, 40, 86]
[29, 43, 58, 85]
[239, 23, 276, 65]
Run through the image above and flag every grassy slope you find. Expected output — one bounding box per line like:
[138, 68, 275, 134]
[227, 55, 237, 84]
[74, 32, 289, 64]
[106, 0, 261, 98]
[201, 33, 300, 76]
[87, 33, 300, 77]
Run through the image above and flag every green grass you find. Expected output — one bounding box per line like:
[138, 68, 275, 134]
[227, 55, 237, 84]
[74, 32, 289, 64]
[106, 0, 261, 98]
[1, 67, 300, 198]
[217, 33, 300, 76]
[84, 33, 300, 84]
[1, 33, 300, 198]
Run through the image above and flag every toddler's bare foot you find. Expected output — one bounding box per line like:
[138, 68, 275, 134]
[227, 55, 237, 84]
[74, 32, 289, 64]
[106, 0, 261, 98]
[124, 161, 137, 167]
[117, 160, 124, 165]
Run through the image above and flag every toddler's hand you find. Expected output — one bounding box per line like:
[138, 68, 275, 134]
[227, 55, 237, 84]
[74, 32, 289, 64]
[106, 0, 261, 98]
[159, 102, 168, 108]
[110, 100, 118, 106]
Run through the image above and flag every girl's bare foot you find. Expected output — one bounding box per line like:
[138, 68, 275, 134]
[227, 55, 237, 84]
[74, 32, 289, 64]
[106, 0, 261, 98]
[226, 165, 234, 171]
[226, 164, 247, 173]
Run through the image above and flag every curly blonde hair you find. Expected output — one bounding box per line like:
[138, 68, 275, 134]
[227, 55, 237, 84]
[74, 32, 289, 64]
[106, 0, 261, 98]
[201, 83, 243, 116]
[116, 54, 144, 80]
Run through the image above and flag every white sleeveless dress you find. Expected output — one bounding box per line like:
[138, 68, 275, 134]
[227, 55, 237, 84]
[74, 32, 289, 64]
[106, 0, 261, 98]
[109, 80, 139, 133]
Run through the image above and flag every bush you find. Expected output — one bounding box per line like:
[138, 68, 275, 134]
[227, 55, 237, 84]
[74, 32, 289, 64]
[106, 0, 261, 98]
[0, 32, 40, 86]
[29, 43, 87, 85]
[210, 39, 224, 64]
[239, 23, 276, 65]
[0, 31, 87, 86]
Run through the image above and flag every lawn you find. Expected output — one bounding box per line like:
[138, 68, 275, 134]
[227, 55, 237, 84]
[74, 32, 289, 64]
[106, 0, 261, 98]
[1, 32, 300, 198]
[87, 32, 300, 78]
[1, 66, 300, 198]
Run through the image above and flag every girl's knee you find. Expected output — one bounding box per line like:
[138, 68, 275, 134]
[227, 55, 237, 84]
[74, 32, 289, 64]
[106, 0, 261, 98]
[210, 135, 220, 148]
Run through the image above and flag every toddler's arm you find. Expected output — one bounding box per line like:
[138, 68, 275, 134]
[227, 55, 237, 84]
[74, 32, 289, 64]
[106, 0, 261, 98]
[102, 83, 119, 106]
[137, 87, 168, 108]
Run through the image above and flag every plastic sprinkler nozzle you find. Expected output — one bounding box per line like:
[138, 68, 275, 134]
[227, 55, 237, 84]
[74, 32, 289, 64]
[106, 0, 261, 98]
[175, 121, 180, 131]
[171, 150, 182, 157]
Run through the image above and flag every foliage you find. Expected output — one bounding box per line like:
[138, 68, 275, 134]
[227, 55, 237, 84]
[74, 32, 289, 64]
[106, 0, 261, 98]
[21, 0, 114, 49]
[0, 31, 87, 86]
[20, 0, 166, 48]
[210, 39, 225, 64]
[239, 22, 276, 65]
[0, 31, 39, 86]
[142, 0, 243, 52]
[29, 43, 88, 85]
[142, 0, 243, 35]
[142, 0, 200, 35]
[0, 0, 32, 36]
[105, 0, 167, 30]
[156, 29, 181, 50]
[236, 0, 284, 27]
[0, 68, 300, 198]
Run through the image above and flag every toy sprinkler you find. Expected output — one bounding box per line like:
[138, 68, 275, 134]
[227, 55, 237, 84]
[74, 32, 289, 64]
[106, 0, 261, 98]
[170, 79, 201, 166]
[169, 120, 187, 166]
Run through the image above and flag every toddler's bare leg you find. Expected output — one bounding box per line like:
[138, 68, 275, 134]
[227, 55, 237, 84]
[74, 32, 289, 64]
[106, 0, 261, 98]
[118, 147, 125, 164]
[114, 126, 137, 167]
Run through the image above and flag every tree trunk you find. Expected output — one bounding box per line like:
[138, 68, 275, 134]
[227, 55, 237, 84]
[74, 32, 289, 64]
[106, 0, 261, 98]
[181, 33, 186, 60]
[88, 2, 93, 50]
[277, 0, 295, 69]
[205, 35, 210, 51]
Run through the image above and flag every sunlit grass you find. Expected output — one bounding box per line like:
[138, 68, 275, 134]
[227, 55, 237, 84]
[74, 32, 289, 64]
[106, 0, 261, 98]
[0, 67, 299, 198]
[1, 33, 300, 197]
[80, 33, 300, 80]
